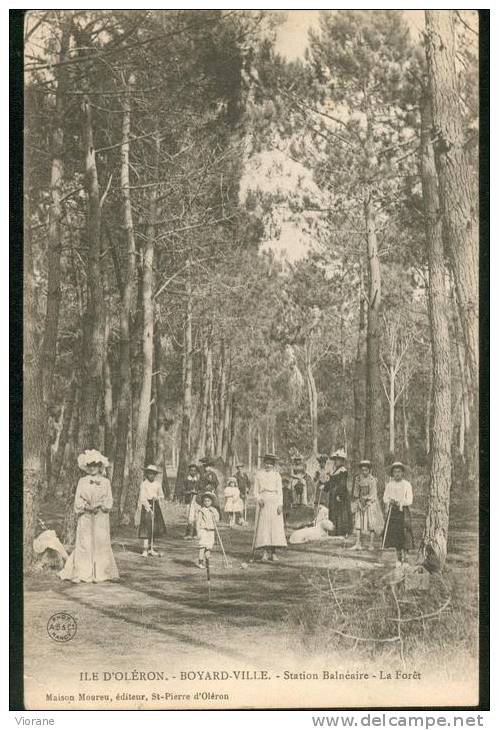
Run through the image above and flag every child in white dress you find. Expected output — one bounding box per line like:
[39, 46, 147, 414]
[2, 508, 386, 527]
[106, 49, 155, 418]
[224, 477, 243, 525]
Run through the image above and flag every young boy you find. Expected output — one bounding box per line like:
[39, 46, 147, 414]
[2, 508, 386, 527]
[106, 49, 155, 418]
[195, 492, 220, 568]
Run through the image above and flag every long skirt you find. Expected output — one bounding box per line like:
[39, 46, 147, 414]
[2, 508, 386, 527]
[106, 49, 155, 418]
[329, 496, 352, 537]
[59, 511, 119, 583]
[254, 492, 287, 549]
[382, 505, 414, 551]
[138, 500, 167, 540]
[353, 500, 384, 535]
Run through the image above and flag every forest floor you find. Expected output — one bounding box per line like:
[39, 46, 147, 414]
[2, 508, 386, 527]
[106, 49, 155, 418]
[23, 498, 479, 709]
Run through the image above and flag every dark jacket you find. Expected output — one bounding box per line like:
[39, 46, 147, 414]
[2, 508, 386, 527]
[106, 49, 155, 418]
[325, 466, 352, 536]
[235, 471, 250, 499]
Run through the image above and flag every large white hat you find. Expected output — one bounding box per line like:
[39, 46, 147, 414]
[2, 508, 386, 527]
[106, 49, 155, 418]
[331, 449, 347, 460]
[77, 449, 109, 472]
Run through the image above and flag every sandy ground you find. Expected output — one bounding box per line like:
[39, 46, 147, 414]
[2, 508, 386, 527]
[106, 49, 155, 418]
[23, 503, 479, 710]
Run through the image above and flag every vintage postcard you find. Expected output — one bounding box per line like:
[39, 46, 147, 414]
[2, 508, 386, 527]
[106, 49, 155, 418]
[21, 9, 482, 710]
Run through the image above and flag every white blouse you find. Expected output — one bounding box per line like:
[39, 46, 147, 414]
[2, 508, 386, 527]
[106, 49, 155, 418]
[253, 469, 283, 506]
[138, 480, 165, 508]
[383, 479, 413, 507]
[74, 475, 113, 514]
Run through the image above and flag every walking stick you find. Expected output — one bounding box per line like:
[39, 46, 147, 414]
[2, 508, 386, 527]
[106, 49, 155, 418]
[91, 511, 96, 581]
[206, 556, 211, 602]
[150, 500, 155, 553]
[249, 504, 262, 562]
[214, 521, 231, 568]
[150, 500, 163, 557]
[381, 503, 392, 551]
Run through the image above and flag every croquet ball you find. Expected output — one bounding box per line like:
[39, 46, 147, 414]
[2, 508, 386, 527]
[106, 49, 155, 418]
[240, 562, 248, 569]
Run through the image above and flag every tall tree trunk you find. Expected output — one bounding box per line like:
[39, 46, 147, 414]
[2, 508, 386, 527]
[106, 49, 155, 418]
[78, 93, 106, 450]
[48, 377, 77, 497]
[151, 325, 164, 465]
[216, 340, 227, 456]
[352, 291, 367, 468]
[248, 421, 253, 471]
[257, 426, 261, 468]
[125, 132, 159, 519]
[206, 344, 215, 457]
[305, 341, 318, 456]
[175, 258, 193, 499]
[222, 358, 232, 463]
[111, 74, 137, 519]
[459, 396, 466, 458]
[23, 195, 47, 568]
[228, 401, 237, 469]
[388, 364, 396, 457]
[419, 87, 453, 570]
[425, 10, 479, 490]
[425, 376, 432, 456]
[196, 330, 212, 459]
[453, 289, 471, 468]
[64, 90, 106, 544]
[41, 17, 70, 403]
[402, 386, 410, 459]
[103, 303, 114, 461]
[364, 194, 384, 482]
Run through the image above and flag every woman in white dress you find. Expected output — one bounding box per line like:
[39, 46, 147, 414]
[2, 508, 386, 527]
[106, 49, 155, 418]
[253, 453, 287, 562]
[59, 450, 119, 583]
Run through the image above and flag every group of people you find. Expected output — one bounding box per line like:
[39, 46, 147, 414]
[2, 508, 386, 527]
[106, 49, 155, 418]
[310, 450, 414, 565]
[57, 447, 415, 584]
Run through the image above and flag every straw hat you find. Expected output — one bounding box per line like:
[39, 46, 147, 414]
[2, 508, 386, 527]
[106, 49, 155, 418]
[390, 461, 405, 474]
[200, 491, 217, 504]
[77, 449, 109, 472]
[359, 459, 371, 468]
[144, 464, 160, 473]
[262, 453, 278, 464]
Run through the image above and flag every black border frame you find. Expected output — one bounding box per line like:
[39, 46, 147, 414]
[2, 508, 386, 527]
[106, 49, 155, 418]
[9, 7, 490, 712]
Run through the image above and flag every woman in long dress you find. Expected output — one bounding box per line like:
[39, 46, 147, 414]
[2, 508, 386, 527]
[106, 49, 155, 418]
[382, 461, 414, 567]
[326, 449, 352, 539]
[350, 459, 384, 550]
[59, 450, 119, 583]
[253, 453, 287, 562]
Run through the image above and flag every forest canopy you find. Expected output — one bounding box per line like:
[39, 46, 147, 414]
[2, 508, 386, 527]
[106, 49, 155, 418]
[23, 10, 479, 572]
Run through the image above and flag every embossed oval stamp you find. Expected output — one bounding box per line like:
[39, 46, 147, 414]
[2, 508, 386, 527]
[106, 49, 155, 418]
[47, 612, 77, 642]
